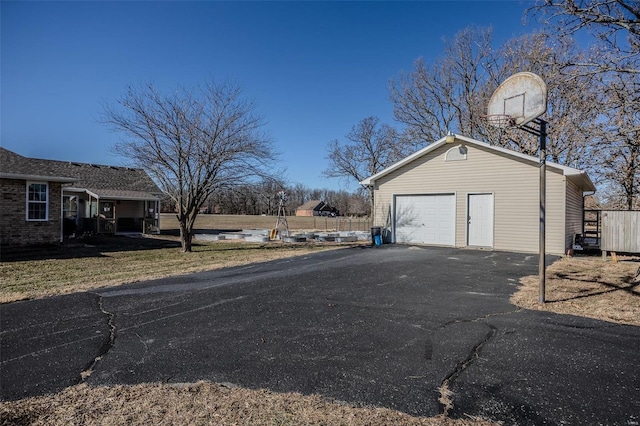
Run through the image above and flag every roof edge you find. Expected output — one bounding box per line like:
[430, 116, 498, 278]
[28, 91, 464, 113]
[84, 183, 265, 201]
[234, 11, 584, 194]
[360, 134, 596, 191]
[74, 188, 162, 201]
[360, 136, 448, 185]
[0, 172, 77, 183]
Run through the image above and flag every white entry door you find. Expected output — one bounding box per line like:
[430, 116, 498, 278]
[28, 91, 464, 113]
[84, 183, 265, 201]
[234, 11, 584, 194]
[395, 194, 455, 246]
[468, 194, 494, 247]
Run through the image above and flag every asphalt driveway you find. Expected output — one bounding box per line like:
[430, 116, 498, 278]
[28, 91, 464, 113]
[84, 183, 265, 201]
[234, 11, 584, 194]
[2, 245, 639, 425]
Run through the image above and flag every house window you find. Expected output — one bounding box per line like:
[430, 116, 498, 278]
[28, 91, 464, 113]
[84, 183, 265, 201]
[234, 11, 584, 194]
[27, 182, 49, 221]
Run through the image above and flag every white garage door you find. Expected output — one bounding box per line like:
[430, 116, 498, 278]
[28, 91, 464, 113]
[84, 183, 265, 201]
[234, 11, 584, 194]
[395, 194, 455, 246]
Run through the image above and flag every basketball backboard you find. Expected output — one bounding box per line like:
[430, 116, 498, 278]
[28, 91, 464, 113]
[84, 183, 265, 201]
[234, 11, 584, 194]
[486, 72, 548, 128]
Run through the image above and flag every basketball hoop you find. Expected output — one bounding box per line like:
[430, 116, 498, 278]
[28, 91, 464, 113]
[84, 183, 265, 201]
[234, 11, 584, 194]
[481, 114, 516, 129]
[485, 71, 550, 304]
[486, 72, 547, 128]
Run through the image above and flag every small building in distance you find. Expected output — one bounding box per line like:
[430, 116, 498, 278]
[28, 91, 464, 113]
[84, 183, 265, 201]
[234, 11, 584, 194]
[295, 200, 339, 217]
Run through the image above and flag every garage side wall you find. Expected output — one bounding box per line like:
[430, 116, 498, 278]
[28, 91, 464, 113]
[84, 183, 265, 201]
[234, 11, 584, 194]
[565, 179, 584, 251]
[372, 143, 568, 255]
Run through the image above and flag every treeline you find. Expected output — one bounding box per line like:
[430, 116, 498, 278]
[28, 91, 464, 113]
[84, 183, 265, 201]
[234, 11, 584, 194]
[324, 8, 640, 210]
[162, 180, 369, 217]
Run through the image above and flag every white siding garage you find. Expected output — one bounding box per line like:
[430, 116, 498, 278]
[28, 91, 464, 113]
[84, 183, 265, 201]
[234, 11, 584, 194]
[395, 194, 455, 245]
[361, 135, 596, 255]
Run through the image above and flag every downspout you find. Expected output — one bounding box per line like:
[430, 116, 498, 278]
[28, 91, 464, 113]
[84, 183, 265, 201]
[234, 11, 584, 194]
[156, 199, 161, 234]
[367, 183, 375, 226]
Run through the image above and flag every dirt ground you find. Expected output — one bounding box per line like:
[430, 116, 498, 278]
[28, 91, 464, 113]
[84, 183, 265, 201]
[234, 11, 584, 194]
[2, 249, 638, 425]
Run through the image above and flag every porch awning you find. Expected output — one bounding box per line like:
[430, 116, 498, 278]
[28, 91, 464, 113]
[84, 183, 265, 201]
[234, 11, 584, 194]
[71, 188, 162, 201]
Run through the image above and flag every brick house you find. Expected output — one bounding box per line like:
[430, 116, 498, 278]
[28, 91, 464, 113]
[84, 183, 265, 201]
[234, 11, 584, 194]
[0, 147, 163, 247]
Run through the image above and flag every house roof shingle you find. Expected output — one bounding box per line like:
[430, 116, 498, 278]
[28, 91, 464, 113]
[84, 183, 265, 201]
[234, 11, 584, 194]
[0, 147, 163, 199]
[296, 200, 324, 211]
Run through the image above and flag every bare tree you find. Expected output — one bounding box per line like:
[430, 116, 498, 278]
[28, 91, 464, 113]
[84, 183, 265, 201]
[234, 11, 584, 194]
[256, 178, 287, 216]
[389, 18, 637, 206]
[286, 183, 309, 214]
[390, 27, 601, 170]
[103, 81, 276, 252]
[486, 32, 601, 171]
[323, 116, 420, 215]
[531, 0, 640, 74]
[389, 26, 498, 144]
[496, 30, 639, 207]
[496, 30, 638, 208]
[593, 72, 640, 209]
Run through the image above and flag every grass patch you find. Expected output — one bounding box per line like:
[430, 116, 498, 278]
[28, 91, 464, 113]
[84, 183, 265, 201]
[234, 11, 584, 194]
[511, 255, 640, 326]
[0, 235, 357, 303]
[0, 382, 495, 426]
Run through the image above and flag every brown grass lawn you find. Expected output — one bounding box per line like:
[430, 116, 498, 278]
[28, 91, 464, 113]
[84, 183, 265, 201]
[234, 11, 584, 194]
[2, 231, 638, 425]
[0, 235, 363, 304]
[512, 255, 640, 326]
[0, 382, 494, 426]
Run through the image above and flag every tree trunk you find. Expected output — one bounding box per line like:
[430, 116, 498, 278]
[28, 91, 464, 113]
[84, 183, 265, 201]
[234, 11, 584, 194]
[178, 216, 193, 253]
[181, 229, 193, 252]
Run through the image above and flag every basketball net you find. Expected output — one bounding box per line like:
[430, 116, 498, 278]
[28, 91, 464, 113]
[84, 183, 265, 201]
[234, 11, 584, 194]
[480, 114, 515, 146]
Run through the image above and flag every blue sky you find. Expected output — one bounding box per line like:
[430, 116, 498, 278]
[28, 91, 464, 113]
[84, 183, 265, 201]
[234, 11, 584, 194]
[2, 1, 539, 191]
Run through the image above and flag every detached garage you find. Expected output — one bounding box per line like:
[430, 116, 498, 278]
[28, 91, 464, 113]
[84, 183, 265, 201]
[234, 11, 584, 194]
[360, 134, 595, 255]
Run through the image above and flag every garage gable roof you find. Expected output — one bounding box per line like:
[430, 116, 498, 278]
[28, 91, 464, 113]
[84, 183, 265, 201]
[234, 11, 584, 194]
[359, 134, 596, 192]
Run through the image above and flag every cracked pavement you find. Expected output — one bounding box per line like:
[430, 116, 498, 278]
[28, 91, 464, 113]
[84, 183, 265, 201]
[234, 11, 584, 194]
[2, 245, 639, 424]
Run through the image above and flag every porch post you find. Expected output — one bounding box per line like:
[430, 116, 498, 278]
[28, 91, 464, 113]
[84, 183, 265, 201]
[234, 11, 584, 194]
[90, 194, 95, 233]
[60, 189, 64, 243]
[156, 199, 161, 233]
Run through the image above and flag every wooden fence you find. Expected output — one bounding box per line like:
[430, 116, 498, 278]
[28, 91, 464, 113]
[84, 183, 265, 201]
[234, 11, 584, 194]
[601, 210, 640, 253]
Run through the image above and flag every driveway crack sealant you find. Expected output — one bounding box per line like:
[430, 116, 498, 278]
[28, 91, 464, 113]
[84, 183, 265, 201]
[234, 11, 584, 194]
[80, 293, 117, 382]
[437, 308, 522, 417]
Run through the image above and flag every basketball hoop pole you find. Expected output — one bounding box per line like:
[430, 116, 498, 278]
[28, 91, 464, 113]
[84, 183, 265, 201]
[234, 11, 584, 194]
[522, 118, 547, 303]
[486, 72, 548, 303]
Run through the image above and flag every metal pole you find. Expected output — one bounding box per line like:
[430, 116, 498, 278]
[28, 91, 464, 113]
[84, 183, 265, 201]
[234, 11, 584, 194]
[539, 120, 547, 304]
